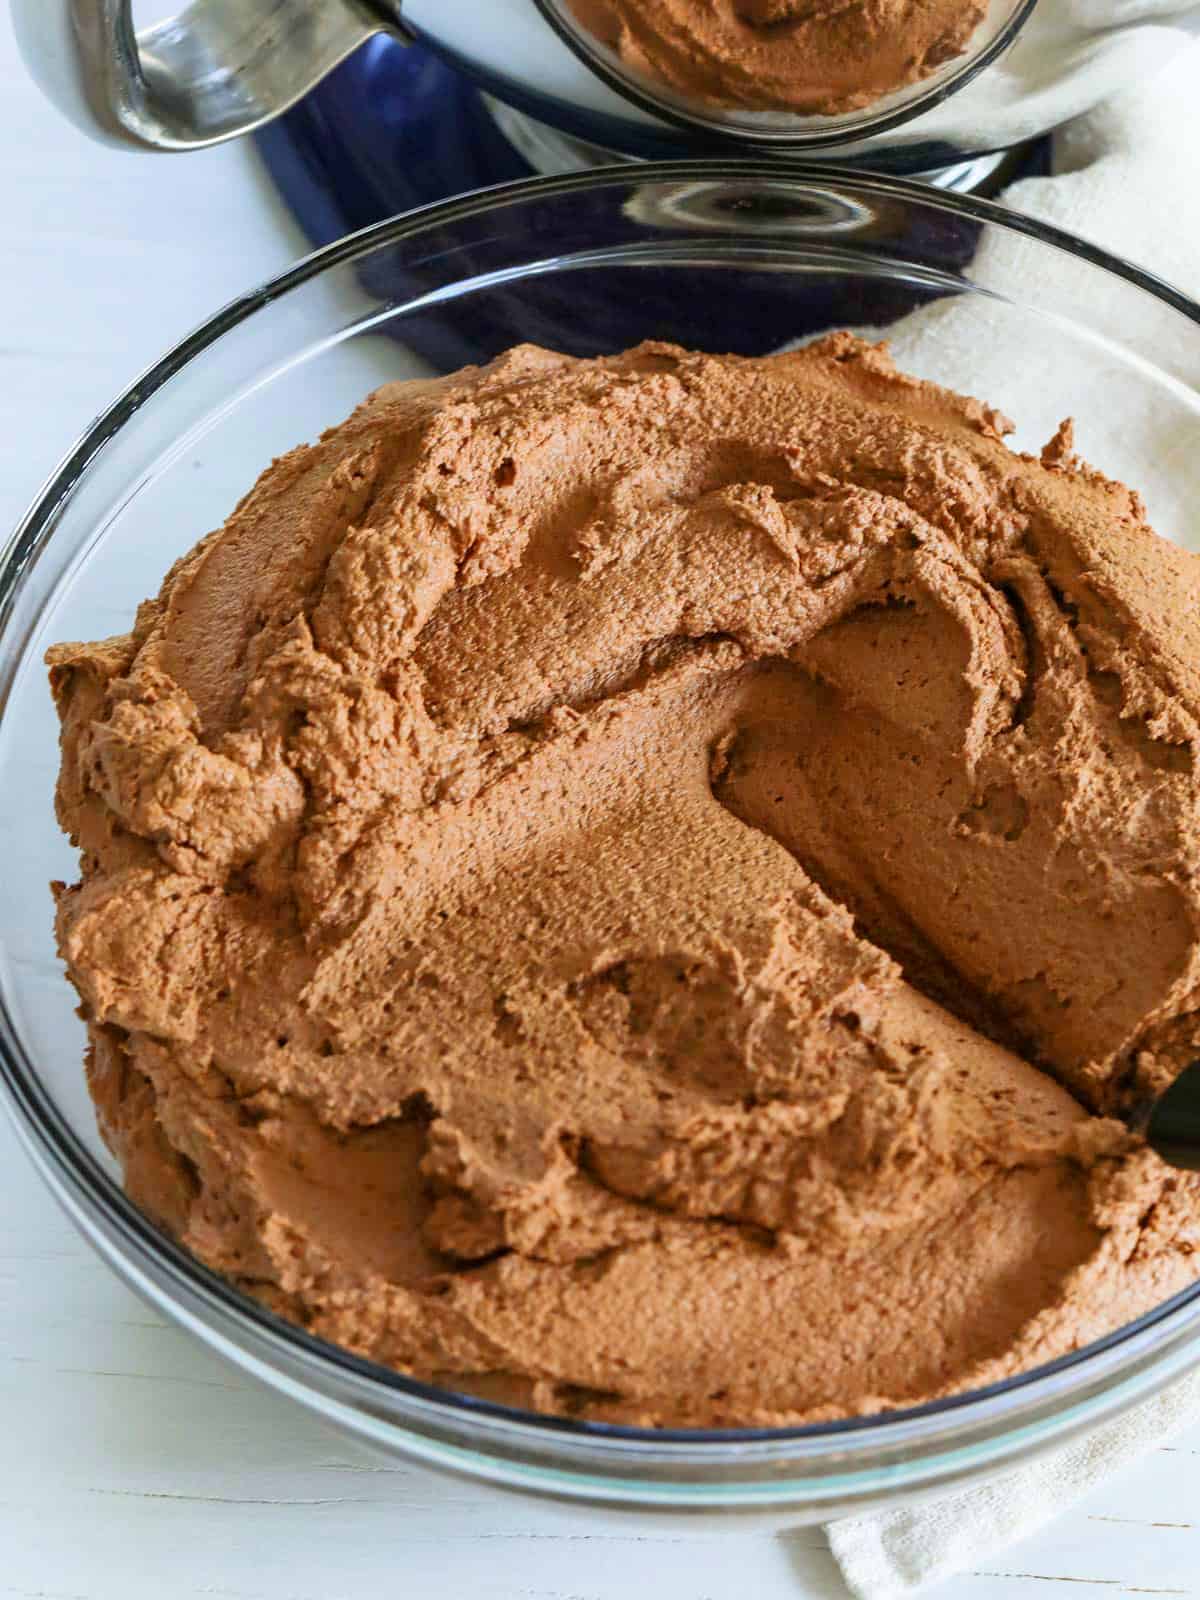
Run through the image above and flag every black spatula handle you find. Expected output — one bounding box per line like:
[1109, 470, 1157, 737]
[1137, 1061, 1200, 1173]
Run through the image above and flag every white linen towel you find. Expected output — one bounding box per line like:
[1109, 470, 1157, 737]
[822, 45, 1200, 1598]
[827, 1365, 1200, 1596]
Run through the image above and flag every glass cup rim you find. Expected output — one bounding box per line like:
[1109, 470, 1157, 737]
[4, 159, 1200, 1460]
[530, 0, 1041, 149]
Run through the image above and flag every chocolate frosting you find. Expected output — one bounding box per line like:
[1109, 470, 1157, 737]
[568, 0, 988, 115]
[50, 336, 1200, 1427]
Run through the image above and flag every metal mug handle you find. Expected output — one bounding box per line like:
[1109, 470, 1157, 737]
[11, 0, 397, 152]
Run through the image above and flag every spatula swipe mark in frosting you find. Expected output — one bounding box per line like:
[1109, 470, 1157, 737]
[48, 336, 1200, 1427]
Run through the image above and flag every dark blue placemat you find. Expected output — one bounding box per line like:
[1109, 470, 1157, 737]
[253, 38, 1050, 368]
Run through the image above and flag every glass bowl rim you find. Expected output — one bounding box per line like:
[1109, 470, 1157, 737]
[530, 0, 1041, 149]
[3, 158, 1200, 1457]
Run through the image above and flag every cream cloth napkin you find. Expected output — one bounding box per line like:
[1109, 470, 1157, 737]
[823, 46, 1200, 1598]
[827, 1366, 1200, 1597]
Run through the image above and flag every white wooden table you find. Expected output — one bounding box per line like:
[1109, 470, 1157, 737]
[1, 13, 1197, 1597]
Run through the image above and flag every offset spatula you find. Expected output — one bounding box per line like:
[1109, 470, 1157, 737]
[1136, 1062, 1200, 1172]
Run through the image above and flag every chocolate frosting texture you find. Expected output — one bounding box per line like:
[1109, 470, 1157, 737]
[568, 0, 988, 115]
[50, 336, 1200, 1427]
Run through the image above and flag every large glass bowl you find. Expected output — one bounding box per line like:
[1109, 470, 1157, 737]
[3, 164, 1200, 1518]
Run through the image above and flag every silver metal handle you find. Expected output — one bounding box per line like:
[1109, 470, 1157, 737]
[11, 0, 394, 152]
